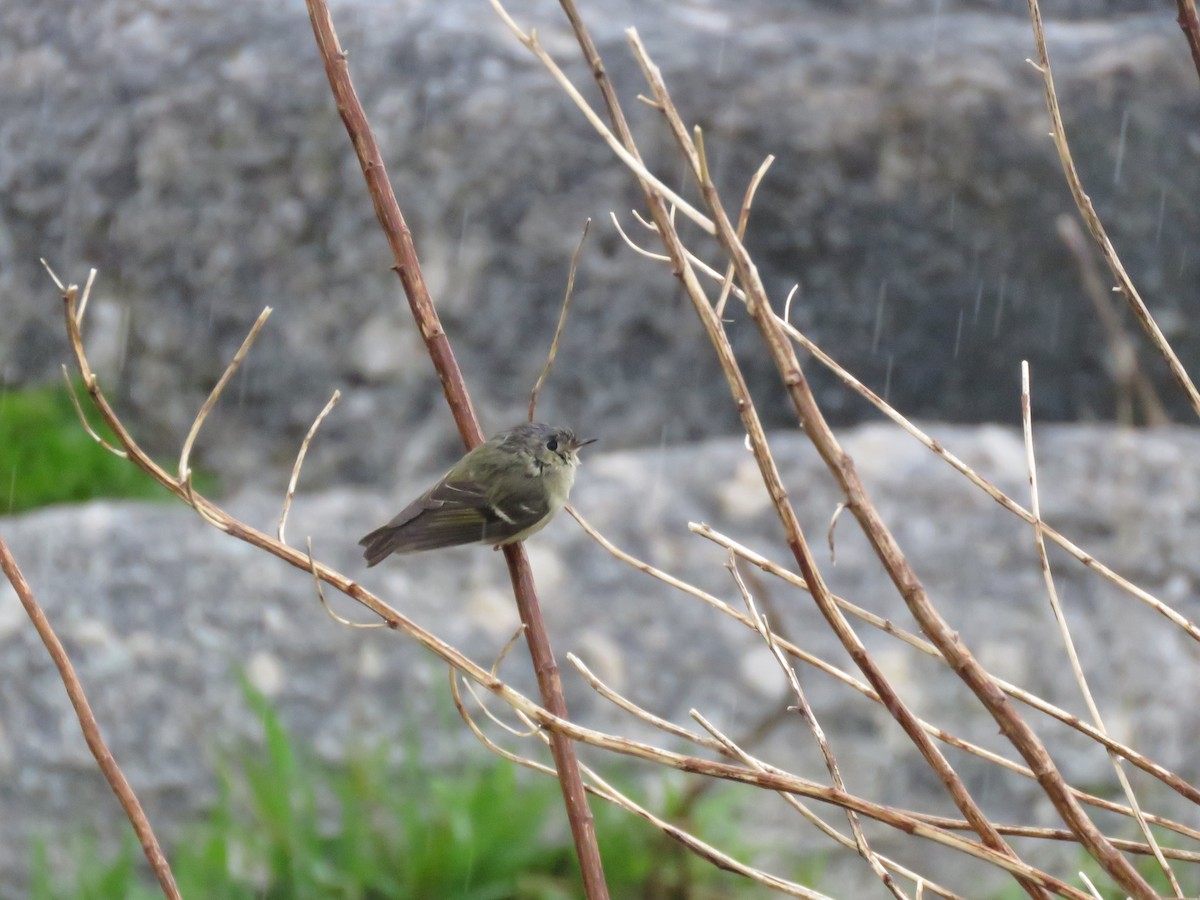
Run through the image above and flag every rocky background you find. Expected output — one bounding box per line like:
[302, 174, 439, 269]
[3, 0, 1200, 895]
[2, 0, 1198, 487]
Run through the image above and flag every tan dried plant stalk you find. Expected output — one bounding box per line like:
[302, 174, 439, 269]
[0, 535, 181, 900]
[479, 0, 1200, 897]
[482, 10, 1052, 894]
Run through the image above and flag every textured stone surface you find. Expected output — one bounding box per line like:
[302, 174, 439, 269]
[2, 0, 1197, 492]
[3, 423, 1200, 894]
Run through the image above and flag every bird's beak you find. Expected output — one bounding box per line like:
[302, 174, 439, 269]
[572, 436, 597, 451]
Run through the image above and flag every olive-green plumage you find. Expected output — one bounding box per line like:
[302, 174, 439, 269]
[359, 423, 595, 566]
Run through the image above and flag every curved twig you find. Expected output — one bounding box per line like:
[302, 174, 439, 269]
[529, 219, 590, 421]
[178, 307, 272, 488]
[280, 390, 340, 545]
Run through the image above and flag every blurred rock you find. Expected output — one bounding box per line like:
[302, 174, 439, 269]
[2, 0, 1196, 491]
[2, 423, 1199, 895]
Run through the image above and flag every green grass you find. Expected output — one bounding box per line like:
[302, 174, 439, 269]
[30, 683, 779, 899]
[0, 378, 216, 514]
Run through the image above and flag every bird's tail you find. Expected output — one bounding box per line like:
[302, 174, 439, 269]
[358, 526, 406, 567]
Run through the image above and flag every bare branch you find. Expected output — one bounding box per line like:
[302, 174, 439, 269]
[76, 267, 98, 327]
[529, 219, 590, 421]
[568, 652, 726, 754]
[0, 536, 180, 900]
[727, 559, 907, 900]
[461, 677, 542, 739]
[302, 2, 607, 892]
[1021, 363, 1181, 895]
[782, 282, 799, 326]
[1026, 0, 1200, 419]
[491, 624, 527, 678]
[715, 155, 774, 318]
[696, 522, 1200, 810]
[178, 306, 273, 490]
[61, 365, 127, 458]
[827, 501, 846, 564]
[279, 390, 340, 545]
[487, 0, 715, 237]
[40, 258, 65, 292]
[609, 211, 671, 263]
[620, 26, 1051, 895]
[1175, 0, 1200, 85]
[1078, 872, 1105, 900]
[306, 537, 385, 629]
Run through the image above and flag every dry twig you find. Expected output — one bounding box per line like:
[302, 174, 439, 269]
[617, 194, 1200, 644]
[448, 673, 838, 900]
[1026, 0, 1200, 420]
[279, 390, 340, 545]
[490, 2, 1170, 891]
[727, 559, 906, 900]
[178, 307, 272, 495]
[714, 155, 774, 318]
[1021, 362, 1181, 895]
[529, 219, 590, 421]
[493, 7, 1034, 888]
[1056, 214, 1168, 427]
[60, 364, 127, 458]
[301, 3, 608, 893]
[0, 535, 180, 900]
[1176, 0, 1200, 84]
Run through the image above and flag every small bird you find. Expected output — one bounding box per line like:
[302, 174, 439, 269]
[359, 422, 596, 566]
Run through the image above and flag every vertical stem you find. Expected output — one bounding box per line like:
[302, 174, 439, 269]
[301, 4, 607, 896]
[1176, 0, 1200, 84]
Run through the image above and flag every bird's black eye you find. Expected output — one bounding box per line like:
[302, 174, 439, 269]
[546, 437, 559, 451]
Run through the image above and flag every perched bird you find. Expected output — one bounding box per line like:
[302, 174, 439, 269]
[359, 422, 596, 566]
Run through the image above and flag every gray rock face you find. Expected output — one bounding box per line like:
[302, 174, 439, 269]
[3, 0, 1196, 490]
[2, 424, 1199, 895]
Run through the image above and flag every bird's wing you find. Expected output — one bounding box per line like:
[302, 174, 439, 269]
[359, 476, 550, 563]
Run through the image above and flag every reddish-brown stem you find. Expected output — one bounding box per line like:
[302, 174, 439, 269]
[0, 536, 180, 900]
[302, 3, 607, 896]
[1177, 0, 1200, 84]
